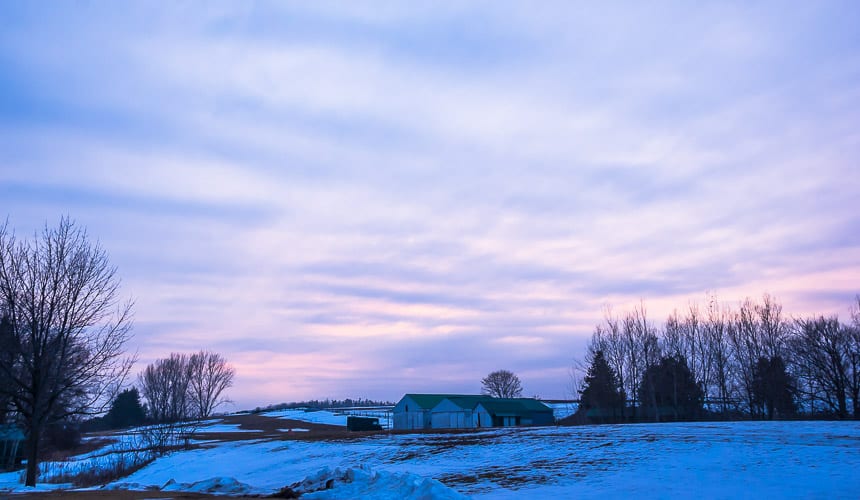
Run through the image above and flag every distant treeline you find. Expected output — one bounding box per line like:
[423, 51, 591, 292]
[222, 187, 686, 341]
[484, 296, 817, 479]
[570, 293, 860, 424]
[252, 398, 395, 413]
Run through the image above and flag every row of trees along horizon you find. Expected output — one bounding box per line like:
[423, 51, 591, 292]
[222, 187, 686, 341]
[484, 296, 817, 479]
[572, 294, 860, 424]
[1, 218, 858, 486]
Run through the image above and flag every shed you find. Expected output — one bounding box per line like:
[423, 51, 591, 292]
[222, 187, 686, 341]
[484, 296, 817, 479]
[0, 424, 24, 470]
[347, 416, 383, 432]
[475, 398, 555, 427]
[393, 394, 482, 430]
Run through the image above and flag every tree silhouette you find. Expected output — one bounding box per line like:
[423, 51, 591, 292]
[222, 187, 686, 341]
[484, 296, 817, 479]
[0, 218, 134, 486]
[481, 370, 523, 398]
[106, 388, 147, 429]
[188, 351, 235, 418]
[752, 356, 796, 419]
[638, 355, 703, 421]
[579, 351, 625, 422]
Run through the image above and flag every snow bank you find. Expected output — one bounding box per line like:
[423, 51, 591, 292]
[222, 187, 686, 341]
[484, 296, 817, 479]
[162, 476, 257, 495]
[293, 466, 467, 500]
[0, 470, 69, 494]
[102, 466, 462, 499]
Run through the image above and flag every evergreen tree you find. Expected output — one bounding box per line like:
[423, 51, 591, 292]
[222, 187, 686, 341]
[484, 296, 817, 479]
[579, 351, 626, 423]
[638, 355, 703, 421]
[752, 356, 796, 419]
[105, 388, 147, 429]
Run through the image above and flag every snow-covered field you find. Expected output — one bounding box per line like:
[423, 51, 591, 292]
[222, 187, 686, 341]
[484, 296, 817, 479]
[261, 407, 394, 429]
[2, 420, 859, 498]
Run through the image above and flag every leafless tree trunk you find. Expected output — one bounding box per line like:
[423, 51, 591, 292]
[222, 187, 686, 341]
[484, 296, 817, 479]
[682, 301, 711, 402]
[790, 316, 849, 418]
[705, 295, 733, 417]
[729, 298, 765, 417]
[757, 293, 787, 360]
[662, 310, 685, 361]
[848, 297, 860, 419]
[620, 302, 659, 420]
[0, 218, 133, 486]
[481, 369, 523, 398]
[630, 303, 661, 421]
[600, 308, 628, 418]
[139, 353, 191, 423]
[188, 350, 235, 419]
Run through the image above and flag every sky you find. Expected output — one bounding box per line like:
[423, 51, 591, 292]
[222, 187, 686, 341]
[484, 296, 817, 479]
[1, 1, 859, 409]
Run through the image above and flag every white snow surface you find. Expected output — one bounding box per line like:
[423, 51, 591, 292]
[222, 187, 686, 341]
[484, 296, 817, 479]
[260, 407, 393, 429]
[103, 420, 860, 498]
[4, 421, 859, 497]
[261, 408, 349, 426]
[545, 402, 578, 420]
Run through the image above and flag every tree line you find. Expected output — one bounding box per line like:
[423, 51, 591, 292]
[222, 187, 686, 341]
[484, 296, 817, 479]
[252, 397, 395, 414]
[573, 293, 860, 423]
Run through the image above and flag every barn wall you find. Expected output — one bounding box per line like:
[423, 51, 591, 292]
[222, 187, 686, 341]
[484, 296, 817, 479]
[474, 407, 493, 428]
[431, 410, 474, 429]
[531, 412, 555, 426]
[393, 396, 434, 430]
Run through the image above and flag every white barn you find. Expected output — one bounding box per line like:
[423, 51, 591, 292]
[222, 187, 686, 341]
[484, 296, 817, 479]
[430, 396, 480, 429]
[393, 394, 480, 430]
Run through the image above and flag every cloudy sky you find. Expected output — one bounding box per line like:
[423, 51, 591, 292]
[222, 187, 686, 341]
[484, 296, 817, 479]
[1, 1, 858, 408]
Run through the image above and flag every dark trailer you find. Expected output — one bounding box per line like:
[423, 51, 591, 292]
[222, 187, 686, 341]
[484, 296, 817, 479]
[347, 416, 383, 431]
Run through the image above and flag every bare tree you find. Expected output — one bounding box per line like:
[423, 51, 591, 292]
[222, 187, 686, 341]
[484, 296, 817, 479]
[0, 218, 134, 486]
[481, 369, 523, 398]
[848, 297, 860, 419]
[790, 316, 850, 418]
[757, 293, 787, 360]
[0, 312, 14, 423]
[619, 302, 659, 419]
[139, 353, 191, 423]
[729, 297, 765, 417]
[187, 350, 235, 419]
[682, 301, 711, 401]
[704, 294, 734, 416]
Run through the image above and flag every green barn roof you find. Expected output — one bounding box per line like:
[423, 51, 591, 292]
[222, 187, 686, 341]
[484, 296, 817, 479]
[401, 394, 553, 414]
[477, 398, 553, 415]
[402, 394, 484, 409]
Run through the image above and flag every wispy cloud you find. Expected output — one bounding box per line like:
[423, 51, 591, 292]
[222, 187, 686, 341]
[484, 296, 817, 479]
[1, 1, 858, 407]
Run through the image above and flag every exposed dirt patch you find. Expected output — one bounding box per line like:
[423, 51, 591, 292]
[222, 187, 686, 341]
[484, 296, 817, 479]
[438, 465, 553, 491]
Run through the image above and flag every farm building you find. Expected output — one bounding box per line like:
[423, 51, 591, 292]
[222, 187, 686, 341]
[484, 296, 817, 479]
[475, 398, 555, 427]
[393, 394, 554, 430]
[0, 424, 24, 470]
[393, 394, 480, 430]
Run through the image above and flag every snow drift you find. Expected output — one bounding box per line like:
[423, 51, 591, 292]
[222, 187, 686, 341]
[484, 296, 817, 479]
[292, 466, 467, 500]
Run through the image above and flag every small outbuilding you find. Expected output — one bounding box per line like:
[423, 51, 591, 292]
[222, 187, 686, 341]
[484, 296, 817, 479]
[346, 416, 383, 432]
[0, 424, 24, 470]
[474, 398, 555, 427]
